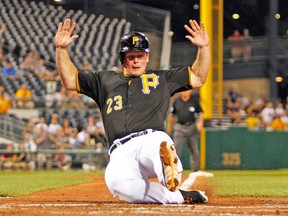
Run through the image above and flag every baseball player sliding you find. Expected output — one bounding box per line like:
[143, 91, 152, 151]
[55, 18, 210, 204]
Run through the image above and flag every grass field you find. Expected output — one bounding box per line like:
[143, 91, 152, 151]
[0, 170, 97, 197]
[0, 169, 288, 198]
[206, 169, 288, 197]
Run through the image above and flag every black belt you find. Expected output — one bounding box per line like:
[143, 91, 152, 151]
[108, 129, 155, 155]
[179, 122, 194, 126]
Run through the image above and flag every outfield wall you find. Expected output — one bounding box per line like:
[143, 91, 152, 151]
[181, 126, 288, 170]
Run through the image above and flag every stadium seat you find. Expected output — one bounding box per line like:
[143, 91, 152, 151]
[0, 0, 131, 136]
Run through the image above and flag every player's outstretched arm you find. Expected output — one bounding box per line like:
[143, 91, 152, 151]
[55, 19, 79, 91]
[184, 20, 210, 88]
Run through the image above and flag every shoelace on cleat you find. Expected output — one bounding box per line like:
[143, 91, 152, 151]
[184, 197, 193, 204]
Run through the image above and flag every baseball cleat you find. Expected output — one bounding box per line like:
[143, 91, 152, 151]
[160, 141, 179, 191]
[179, 189, 208, 204]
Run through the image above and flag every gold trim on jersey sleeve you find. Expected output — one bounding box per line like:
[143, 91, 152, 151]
[187, 66, 194, 88]
[75, 71, 80, 93]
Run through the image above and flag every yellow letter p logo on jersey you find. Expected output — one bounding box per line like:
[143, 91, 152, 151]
[141, 74, 159, 94]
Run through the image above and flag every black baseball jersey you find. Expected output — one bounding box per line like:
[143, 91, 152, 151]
[76, 67, 192, 146]
[171, 95, 203, 124]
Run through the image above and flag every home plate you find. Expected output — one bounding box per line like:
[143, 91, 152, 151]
[179, 171, 214, 190]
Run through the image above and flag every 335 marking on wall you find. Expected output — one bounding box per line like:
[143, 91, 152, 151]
[222, 152, 241, 166]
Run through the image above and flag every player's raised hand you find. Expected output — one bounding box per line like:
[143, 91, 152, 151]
[55, 19, 79, 48]
[184, 20, 209, 48]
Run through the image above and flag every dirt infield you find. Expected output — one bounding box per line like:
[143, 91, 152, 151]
[0, 175, 287, 216]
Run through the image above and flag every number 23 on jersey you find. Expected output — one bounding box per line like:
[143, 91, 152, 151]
[106, 73, 159, 114]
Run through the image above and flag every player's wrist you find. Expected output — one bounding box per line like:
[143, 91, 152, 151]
[56, 46, 66, 50]
[199, 43, 210, 48]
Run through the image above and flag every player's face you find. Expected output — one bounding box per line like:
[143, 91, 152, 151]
[123, 51, 149, 77]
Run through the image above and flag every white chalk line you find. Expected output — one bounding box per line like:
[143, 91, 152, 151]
[0, 203, 287, 210]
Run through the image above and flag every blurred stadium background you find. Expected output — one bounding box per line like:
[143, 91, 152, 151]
[0, 0, 288, 170]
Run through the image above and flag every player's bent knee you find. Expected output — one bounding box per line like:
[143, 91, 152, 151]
[119, 181, 145, 203]
[105, 173, 128, 194]
[106, 177, 145, 203]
